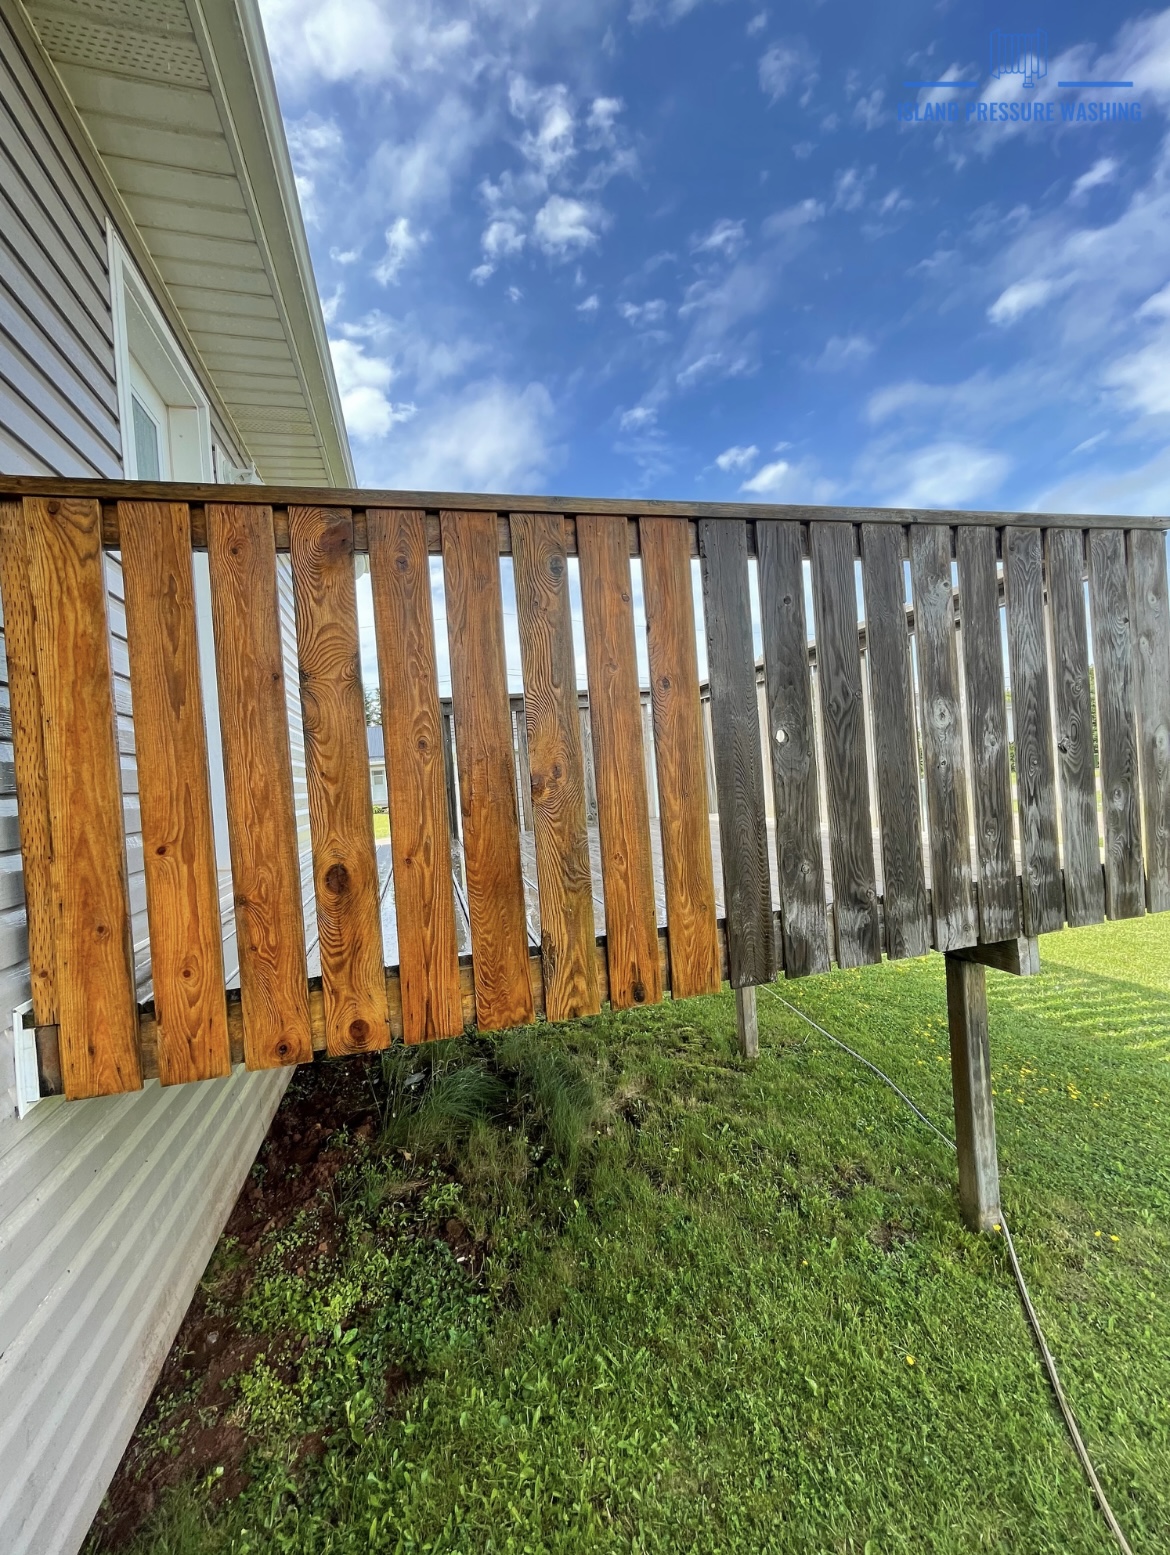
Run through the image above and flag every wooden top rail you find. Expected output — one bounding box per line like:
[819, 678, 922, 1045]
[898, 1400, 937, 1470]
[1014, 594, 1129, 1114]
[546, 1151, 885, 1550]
[2, 485, 1168, 1101]
[0, 477, 1165, 553]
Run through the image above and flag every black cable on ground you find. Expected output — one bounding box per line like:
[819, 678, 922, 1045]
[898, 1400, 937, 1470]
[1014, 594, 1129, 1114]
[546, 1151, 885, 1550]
[756, 984, 1135, 1555]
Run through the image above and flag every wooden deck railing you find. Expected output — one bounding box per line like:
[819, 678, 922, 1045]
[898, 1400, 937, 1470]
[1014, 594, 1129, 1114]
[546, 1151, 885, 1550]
[2, 482, 1168, 1151]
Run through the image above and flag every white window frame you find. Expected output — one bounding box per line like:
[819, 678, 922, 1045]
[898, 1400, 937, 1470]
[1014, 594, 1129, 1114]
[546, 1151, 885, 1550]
[107, 223, 214, 481]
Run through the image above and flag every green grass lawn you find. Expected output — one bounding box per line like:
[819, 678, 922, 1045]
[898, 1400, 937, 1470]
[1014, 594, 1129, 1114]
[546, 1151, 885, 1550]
[372, 810, 390, 840]
[102, 915, 1170, 1554]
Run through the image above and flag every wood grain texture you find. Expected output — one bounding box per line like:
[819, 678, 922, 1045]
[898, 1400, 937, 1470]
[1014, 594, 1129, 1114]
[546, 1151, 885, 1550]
[698, 519, 774, 987]
[1128, 529, 1170, 913]
[120, 500, 229, 1084]
[207, 502, 313, 1069]
[757, 521, 831, 976]
[23, 496, 140, 1097]
[368, 508, 464, 1042]
[955, 525, 1019, 943]
[808, 522, 881, 967]
[1088, 528, 1145, 919]
[909, 524, 977, 951]
[441, 509, 534, 1029]
[859, 524, 930, 960]
[1045, 528, 1104, 926]
[290, 505, 389, 1056]
[1002, 528, 1064, 935]
[578, 514, 662, 1009]
[0, 499, 56, 1024]
[509, 512, 600, 1020]
[638, 517, 720, 998]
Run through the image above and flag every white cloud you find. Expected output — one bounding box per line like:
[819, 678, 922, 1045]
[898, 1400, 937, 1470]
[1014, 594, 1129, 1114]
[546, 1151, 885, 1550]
[1029, 446, 1170, 517]
[1138, 282, 1170, 320]
[577, 293, 601, 314]
[815, 334, 874, 371]
[852, 88, 884, 131]
[620, 405, 657, 431]
[372, 217, 427, 284]
[373, 379, 556, 490]
[758, 39, 815, 102]
[587, 96, 623, 142]
[987, 278, 1056, 326]
[260, 0, 473, 87]
[284, 114, 344, 228]
[692, 218, 746, 259]
[1103, 329, 1170, 417]
[1071, 157, 1119, 199]
[533, 194, 609, 256]
[482, 215, 527, 259]
[329, 338, 416, 441]
[510, 78, 577, 178]
[619, 298, 668, 325]
[746, 11, 767, 37]
[715, 444, 758, 472]
[878, 442, 1010, 508]
[740, 458, 790, 494]
[831, 165, 873, 213]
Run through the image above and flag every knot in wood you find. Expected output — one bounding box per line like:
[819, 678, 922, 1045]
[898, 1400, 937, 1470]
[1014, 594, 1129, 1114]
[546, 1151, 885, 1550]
[324, 862, 350, 896]
[348, 1018, 371, 1047]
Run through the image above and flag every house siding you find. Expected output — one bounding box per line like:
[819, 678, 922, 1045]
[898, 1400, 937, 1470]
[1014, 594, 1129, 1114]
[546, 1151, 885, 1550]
[0, 11, 305, 1552]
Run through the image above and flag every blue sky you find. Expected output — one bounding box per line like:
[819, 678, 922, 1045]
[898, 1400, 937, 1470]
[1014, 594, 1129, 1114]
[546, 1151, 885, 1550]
[258, 0, 1170, 517]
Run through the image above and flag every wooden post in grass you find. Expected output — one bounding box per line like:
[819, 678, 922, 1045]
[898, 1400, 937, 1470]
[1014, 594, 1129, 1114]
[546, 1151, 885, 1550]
[945, 952, 1002, 1231]
[735, 985, 759, 1059]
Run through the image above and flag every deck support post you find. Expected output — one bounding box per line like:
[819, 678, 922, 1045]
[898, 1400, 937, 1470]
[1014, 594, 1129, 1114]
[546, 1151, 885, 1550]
[944, 954, 1001, 1232]
[735, 985, 759, 1059]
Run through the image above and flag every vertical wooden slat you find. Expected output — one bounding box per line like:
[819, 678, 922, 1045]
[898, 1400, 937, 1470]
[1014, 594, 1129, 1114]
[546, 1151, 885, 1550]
[441, 509, 534, 1030]
[207, 502, 312, 1069]
[578, 513, 661, 1009]
[120, 500, 229, 1084]
[955, 526, 1019, 942]
[1002, 527, 1063, 935]
[909, 524, 977, 951]
[1088, 528, 1145, 919]
[859, 524, 929, 961]
[698, 519, 774, 987]
[639, 517, 720, 998]
[23, 497, 139, 1096]
[757, 521, 830, 976]
[1128, 529, 1170, 912]
[510, 512, 600, 1021]
[808, 522, 881, 967]
[368, 508, 464, 1042]
[289, 505, 389, 1057]
[0, 499, 56, 1026]
[1046, 528, 1104, 926]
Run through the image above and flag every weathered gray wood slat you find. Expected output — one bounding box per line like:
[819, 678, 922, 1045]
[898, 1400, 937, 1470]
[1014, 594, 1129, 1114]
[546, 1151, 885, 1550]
[955, 526, 1019, 942]
[1128, 530, 1170, 912]
[909, 524, 977, 950]
[1002, 527, 1064, 935]
[699, 519, 774, 987]
[1045, 528, 1104, 926]
[808, 522, 880, 967]
[757, 521, 830, 975]
[859, 524, 929, 960]
[1088, 528, 1145, 919]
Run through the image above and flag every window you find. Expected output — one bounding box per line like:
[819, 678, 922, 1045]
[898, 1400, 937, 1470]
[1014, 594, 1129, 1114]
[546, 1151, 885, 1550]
[108, 223, 214, 481]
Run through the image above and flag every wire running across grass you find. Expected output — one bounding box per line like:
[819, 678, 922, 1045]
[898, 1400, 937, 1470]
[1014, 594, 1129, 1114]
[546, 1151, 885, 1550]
[757, 983, 1135, 1555]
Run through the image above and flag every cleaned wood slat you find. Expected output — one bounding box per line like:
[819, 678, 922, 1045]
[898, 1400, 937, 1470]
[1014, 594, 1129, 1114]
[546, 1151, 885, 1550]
[23, 496, 139, 1096]
[441, 509, 534, 1030]
[955, 525, 1019, 942]
[368, 508, 464, 1042]
[290, 505, 389, 1056]
[1002, 527, 1064, 935]
[1128, 529, 1170, 912]
[510, 512, 600, 1021]
[699, 519, 774, 986]
[120, 500, 229, 1084]
[0, 499, 56, 1024]
[909, 524, 977, 951]
[808, 522, 881, 967]
[578, 513, 662, 1009]
[638, 517, 720, 998]
[207, 502, 313, 1068]
[1088, 528, 1145, 919]
[1045, 528, 1104, 926]
[859, 523, 929, 960]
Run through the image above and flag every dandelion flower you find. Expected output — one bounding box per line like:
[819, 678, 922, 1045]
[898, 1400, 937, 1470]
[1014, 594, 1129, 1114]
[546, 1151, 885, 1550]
[906, 1355, 916, 1366]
